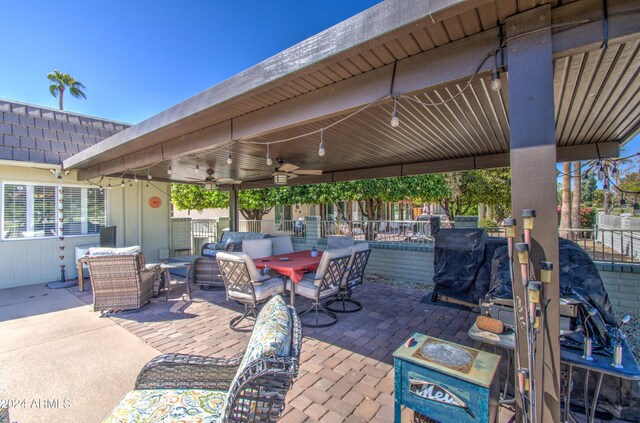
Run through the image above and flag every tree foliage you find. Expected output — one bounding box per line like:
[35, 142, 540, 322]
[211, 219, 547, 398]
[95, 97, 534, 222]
[170, 169, 512, 227]
[47, 70, 87, 111]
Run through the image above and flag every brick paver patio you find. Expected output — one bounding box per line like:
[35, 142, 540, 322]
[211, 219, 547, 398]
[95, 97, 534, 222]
[69, 276, 493, 422]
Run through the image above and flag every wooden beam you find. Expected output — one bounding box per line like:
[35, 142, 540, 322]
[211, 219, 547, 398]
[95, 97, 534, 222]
[238, 142, 619, 189]
[507, 6, 560, 422]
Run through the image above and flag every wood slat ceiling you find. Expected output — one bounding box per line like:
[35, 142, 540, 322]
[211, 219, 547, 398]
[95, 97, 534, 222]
[68, 0, 571, 171]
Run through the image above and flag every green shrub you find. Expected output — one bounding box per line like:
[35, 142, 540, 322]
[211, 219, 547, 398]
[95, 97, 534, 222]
[479, 218, 498, 228]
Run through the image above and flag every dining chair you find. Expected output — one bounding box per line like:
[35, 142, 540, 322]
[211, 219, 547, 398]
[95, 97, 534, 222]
[286, 248, 351, 327]
[216, 252, 285, 331]
[325, 243, 371, 313]
[241, 238, 273, 259]
[326, 235, 355, 249]
[270, 236, 294, 255]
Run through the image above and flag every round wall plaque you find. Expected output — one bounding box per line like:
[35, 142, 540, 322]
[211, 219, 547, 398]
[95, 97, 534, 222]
[148, 196, 162, 208]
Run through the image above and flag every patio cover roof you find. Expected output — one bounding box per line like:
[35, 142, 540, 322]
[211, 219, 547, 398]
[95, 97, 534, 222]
[63, 0, 640, 189]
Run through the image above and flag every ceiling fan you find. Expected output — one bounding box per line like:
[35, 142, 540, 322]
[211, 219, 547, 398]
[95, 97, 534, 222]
[272, 159, 322, 185]
[187, 167, 242, 188]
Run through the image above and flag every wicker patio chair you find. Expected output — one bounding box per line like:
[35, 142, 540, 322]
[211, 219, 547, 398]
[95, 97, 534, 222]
[217, 252, 285, 331]
[86, 253, 160, 313]
[325, 242, 371, 313]
[286, 248, 351, 327]
[104, 295, 302, 423]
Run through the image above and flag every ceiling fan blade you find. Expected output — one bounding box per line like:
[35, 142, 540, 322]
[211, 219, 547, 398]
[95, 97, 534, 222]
[217, 177, 242, 183]
[292, 169, 323, 175]
[278, 163, 299, 173]
[287, 174, 299, 179]
[183, 177, 203, 181]
[241, 168, 264, 172]
[217, 180, 243, 185]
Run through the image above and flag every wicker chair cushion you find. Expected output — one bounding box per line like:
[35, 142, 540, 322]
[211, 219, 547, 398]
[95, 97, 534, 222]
[228, 277, 285, 302]
[202, 232, 268, 256]
[271, 236, 294, 255]
[233, 295, 291, 381]
[89, 246, 141, 256]
[102, 388, 226, 423]
[286, 278, 339, 299]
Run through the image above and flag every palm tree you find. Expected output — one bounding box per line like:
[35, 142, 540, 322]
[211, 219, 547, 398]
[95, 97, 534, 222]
[559, 162, 572, 239]
[47, 70, 86, 111]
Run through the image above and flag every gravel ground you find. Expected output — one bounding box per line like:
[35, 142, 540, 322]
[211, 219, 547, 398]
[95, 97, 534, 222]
[367, 275, 640, 362]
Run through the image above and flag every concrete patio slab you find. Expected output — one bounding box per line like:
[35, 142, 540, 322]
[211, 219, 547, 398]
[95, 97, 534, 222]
[0, 284, 159, 423]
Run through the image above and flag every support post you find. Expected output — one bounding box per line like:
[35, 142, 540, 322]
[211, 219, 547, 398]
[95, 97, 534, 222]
[507, 6, 560, 422]
[229, 186, 239, 232]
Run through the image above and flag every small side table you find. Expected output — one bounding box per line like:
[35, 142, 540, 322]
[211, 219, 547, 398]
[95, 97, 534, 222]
[394, 333, 501, 423]
[159, 262, 192, 301]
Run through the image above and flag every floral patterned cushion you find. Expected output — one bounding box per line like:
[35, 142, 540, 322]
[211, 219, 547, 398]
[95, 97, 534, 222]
[232, 295, 291, 385]
[102, 389, 226, 423]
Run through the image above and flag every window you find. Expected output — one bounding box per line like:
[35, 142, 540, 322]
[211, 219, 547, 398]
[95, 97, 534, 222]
[2, 183, 106, 240]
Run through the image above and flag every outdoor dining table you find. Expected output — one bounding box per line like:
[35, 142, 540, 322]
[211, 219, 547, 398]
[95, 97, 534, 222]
[254, 250, 323, 306]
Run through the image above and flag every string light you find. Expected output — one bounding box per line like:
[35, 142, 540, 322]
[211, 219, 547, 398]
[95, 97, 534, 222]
[266, 143, 273, 166]
[120, 179, 125, 188]
[227, 148, 233, 165]
[195, 162, 200, 173]
[390, 95, 400, 128]
[147, 169, 153, 180]
[134, 173, 139, 183]
[318, 128, 325, 157]
[167, 165, 172, 175]
[490, 68, 502, 91]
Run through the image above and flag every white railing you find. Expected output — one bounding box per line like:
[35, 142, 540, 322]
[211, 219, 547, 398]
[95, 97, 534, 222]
[561, 228, 640, 263]
[319, 219, 458, 243]
[238, 220, 306, 237]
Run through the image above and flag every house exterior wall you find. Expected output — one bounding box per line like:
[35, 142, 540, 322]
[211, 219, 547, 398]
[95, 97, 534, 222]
[0, 163, 170, 289]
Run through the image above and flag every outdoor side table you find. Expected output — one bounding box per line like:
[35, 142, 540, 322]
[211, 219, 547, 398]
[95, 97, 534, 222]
[393, 333, 501, 423]
[159, 262, 192, 301]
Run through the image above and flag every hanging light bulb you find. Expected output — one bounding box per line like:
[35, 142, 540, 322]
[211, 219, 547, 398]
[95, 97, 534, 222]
[227, 152, 233, 165]
[108, 181, 112, 190]
[490, 68, 502, 91]
[120, 179, 125, 188]
[266, 143, 273, 166]
[318, 128, 326, 157]
[134, 173, 139, 183]
[611, 161, 618, 175]
[390, 96, 400, 128]
[195, 162, 200, 173]
[167, 165, 172, 175]
[147, 169, 153, 180]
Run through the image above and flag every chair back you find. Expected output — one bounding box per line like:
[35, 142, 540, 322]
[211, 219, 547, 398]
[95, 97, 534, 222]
[216, 252, 261, 301]
[224, 295, 302, 421]
[314, 248, 351, 292]
[327, 235, 354, 249]
[86, 254, 143, 285]
[271, 235, 294, 255]
[346, 243, 371, 286]
[242, 238, 272, 259]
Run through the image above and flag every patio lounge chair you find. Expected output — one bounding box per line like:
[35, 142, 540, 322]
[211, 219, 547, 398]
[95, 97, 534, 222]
[286, 248, 351, 327]
[103, 295, 302, 423]
[216, 252, 286, 331]
[86, 253, 160, 313]
[325, 242, 371, 313]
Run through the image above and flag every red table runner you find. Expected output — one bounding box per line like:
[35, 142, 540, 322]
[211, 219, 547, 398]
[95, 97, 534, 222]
[254, 250, 323, 283]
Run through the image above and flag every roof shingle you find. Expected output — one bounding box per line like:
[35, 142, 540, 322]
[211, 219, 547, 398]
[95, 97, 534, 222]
[0, 98, 130, 165]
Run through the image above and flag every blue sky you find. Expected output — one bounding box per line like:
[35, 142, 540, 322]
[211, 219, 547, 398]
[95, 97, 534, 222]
[1, 0, 381, 123]
[1, 0, 637, 156]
